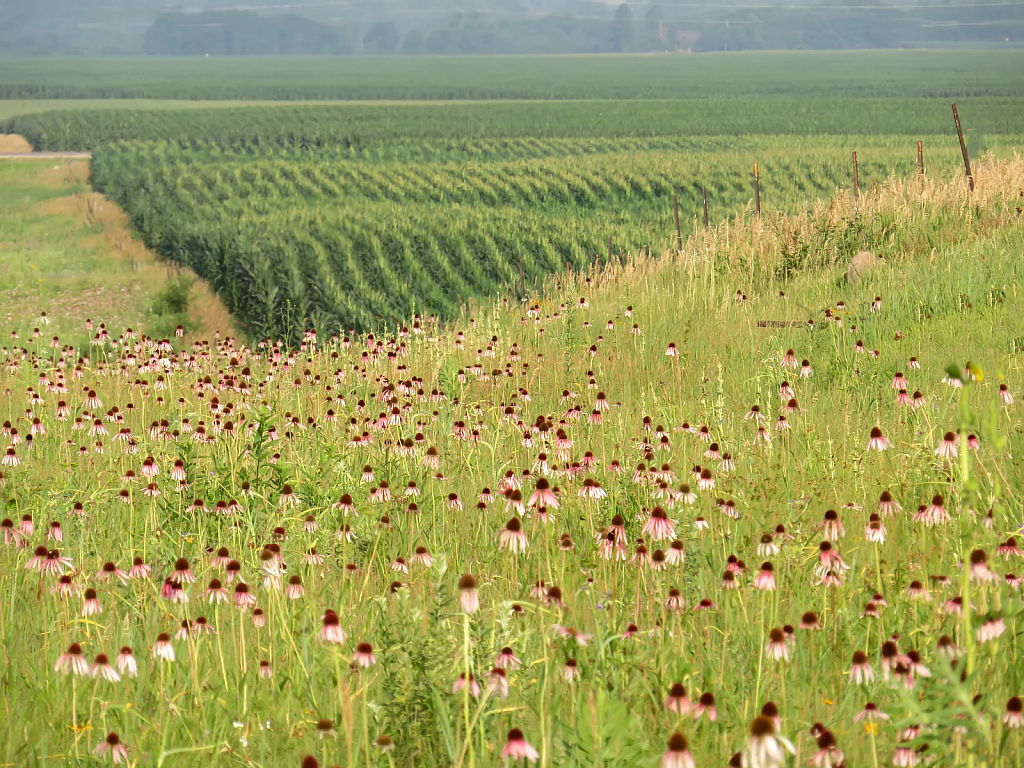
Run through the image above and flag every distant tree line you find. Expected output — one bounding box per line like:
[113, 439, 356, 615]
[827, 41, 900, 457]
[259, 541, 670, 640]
[142, 2, 1023, 56]
[145, 11, 355, 55]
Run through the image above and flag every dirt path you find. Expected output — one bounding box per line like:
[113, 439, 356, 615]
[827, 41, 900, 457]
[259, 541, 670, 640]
[0, 152, 92, 159]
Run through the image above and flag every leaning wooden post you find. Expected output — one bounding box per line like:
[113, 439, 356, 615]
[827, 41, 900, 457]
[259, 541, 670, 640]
[701, 185, 710, 231]
[852, 151, 860, 207]
[673, 194, 683, 252]
[753, 164, 761, 217]
[951, 104, 974, 191]
[917, 140, 924, 177]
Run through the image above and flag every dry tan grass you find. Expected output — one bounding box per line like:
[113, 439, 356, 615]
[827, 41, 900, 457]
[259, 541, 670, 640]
[0, 134, 33, 153]
[573, 154, 1024, 297]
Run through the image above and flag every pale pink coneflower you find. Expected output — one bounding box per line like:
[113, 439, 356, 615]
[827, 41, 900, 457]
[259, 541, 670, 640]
[447, 492, 462, 510]
[935, 431, 959, 459]
[258, 660, 273, 679]
[152, 633, 175, 662]
[561, 658, 579, 683]
[809, 730, 844, 768]
[765, 628, 789, 661]
[498, 518, 530, 554]
[976, 616, 1006, 643]
[754, 562, 776, 591]
[48, 521, 63, 542]
[743, 715, 795, 768]
[90, 654, 121, 683]
[660, 732, 694, 768]
[662, 588, 685, 612]
[969, 548, 995, 582]
[93, 732, 129, 764]
[697, 468, 714, 491]
[410, 546, 434, 567]
[799, 359, 813, 378]
[496, 646, 522, 670]
[865, 515, 887, 544]
[171, 557, 195, 584]
[55, 642, 90, 676]
[528, 478, 558, 509]
[757, 534, 779, 557]
[353, 642, 377, 668]
[453, 672, 481, 697]
[866, 426, 890, 451]
[1003, 697, 1023, 728]
[849, 651, 874, 684]
[999, 384, 1014, 405]
[459, 574, 480, 614]
[691, 692, 717, 721]
[855, 702, 890, 723]
[676, 483, 697, 504]
[665, 539, 686, 565]
[819, 509, 845, 540]
[82, 588, 103, 616]
[501, 729, 538, 762]
[642, 506, 676, 541]
[234, 583, 257, 610]
[319, 611, 346, 644]
[902, 580, 931, 602]
[333, 493, 356, 515]
[285, 575, 305, 600]
[877, 490, 901, 517]
[487, 667, 509, 699]
[252, 608, 266, 628]
[781, 349, 798, 368]
[115, 647, 137, 677]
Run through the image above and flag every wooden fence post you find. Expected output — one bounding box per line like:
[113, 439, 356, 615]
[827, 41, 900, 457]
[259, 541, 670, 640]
[951, 104, 974, 191]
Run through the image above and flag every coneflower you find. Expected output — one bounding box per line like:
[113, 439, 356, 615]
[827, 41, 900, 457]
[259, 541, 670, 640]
[850, 651, 874, 684]
[664, 683, 692, 715]
[528, 478, 558, 509]
[453, 672, 481, 697]
[152, 633, 175, 662]
[500, 728, 538, 762]
[999, 384, 1014, 405]
[55, 642, 89, 676]
[353, 642, 376, 668]
[487, 667, 509, 699]
[285, 575, 305, 600]
[903, 580, 931, 602]
[935, 431, 959, 459]
[664, 539, 685, 566]
[498, 517, 529, 554]
[1003, 697, 1023, 728]
[765, 628, 789, 661]
[258, 660, 273, 679]
[458, 574, 480, 614]
[809, 729, 844, 768]
[171, 557, 195, 584]
[561, 658, 579, 683]
[664, 588, 685, 612]
[662, 732, 695, 768]
[743, 715, 795, 768]
[819, 509, 845, 540]
[316, 718, 337, 738]
[93, 732, 129, 764]
[82, 588, 103, 616]
[691, 692, 716, 721]
[855, 702, 890, 722]
[799, 611, 821, 630]
[233, 582, 257, 610]
[969, 549, 995, 582]
[876, 489, 901, 514]
[409, 545, 434, 567]
[866, 426, 890, 451]
[642, 506, 676, 541]
[754, 562, 776, 591]
[319, 611, 346, 644]
[115, 647, 137, 677]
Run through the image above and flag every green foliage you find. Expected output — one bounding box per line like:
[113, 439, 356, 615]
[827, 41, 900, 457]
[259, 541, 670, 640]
[148, 274, 197, 340]
[4, 98, 1023, 154]
[1, 50, 1023, 101]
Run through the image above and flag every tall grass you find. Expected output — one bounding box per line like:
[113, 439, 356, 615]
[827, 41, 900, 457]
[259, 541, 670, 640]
[0, 157, 1022, 767]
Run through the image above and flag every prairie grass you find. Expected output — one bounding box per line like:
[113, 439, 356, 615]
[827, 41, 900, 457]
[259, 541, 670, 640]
[0, 156, 1022, 767]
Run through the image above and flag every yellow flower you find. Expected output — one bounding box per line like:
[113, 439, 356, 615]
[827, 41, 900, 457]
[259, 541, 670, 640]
[864, 722, 879, 735]
[823, 699, 833, 706]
